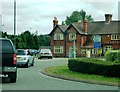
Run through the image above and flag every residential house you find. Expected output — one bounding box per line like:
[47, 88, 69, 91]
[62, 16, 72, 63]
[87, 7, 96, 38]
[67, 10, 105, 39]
[50, 14, 120, 57]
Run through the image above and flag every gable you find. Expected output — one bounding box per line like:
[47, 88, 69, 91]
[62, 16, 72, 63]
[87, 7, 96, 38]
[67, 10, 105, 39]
[53, 27, 63, 34]
[67, 26, 78, 33]
[66, 24, 84, 35]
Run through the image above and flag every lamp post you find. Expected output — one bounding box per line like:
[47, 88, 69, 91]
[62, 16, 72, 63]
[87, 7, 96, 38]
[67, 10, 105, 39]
[71, 34, 76, 59]
[73, 39, 76, 58]
[14, 0, 16, 47]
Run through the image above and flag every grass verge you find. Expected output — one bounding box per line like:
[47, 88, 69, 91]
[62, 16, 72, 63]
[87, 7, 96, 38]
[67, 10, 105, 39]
[42, 65, 120, 86]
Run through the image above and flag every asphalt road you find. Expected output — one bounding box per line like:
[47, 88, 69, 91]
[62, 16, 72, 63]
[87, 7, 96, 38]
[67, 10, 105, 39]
[2, 58, 119, 90]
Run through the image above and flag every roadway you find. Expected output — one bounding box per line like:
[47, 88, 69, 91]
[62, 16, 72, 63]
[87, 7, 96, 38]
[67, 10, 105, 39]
[2, 58, 119, 90]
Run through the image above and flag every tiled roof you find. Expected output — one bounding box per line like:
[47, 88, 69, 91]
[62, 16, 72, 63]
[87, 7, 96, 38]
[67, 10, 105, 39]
[49, 25, 68, 35]
[71, 23, 85, 34]
[50, 20, 120, 35]
[69, 21, 120, 35]
[59, 25, 69, 32]
[88, 21, 120, 34]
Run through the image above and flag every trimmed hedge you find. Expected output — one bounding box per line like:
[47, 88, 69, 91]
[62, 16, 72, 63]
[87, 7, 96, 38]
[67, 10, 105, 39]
[68, 58, 120, 78]
[105, 50, 120, 62]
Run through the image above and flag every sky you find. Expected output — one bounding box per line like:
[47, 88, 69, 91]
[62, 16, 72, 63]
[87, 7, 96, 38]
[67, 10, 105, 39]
[1, 0, 119, 35]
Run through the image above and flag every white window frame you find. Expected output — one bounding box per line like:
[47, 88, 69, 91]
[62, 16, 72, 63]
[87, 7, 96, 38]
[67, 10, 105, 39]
[54, 33, 64, 40]
[69, 33, 76, 41]
[54, 46, 63, 54]
[111, 34, 120, 40]
[104, 46, 113, 53]
[81, 49, 86, 54]
[81, 49, 99, 55]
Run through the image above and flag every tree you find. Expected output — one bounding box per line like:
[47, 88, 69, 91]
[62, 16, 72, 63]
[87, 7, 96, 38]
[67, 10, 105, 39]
[1, 31, 50, 49]
[63, 10, 93, 25]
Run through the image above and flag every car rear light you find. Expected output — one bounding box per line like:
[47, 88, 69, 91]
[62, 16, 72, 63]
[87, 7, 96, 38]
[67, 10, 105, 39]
[13, 54, 17, 64]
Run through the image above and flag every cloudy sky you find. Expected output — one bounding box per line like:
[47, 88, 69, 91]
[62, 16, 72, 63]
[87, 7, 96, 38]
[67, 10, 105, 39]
[1, 0, 119, 35]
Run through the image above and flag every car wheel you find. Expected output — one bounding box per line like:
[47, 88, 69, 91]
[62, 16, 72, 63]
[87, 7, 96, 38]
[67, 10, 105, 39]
[31, 59, 34, 66]
[25, 61, 29, 68]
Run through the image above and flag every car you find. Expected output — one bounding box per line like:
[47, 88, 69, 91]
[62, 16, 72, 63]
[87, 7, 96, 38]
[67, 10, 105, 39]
[37, 49, 53, 59]
[0, 38, 17, 83]
[16, 49, 34, 68]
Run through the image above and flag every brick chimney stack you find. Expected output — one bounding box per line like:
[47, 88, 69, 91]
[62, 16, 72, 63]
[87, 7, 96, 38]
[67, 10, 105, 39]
[105, 14, 112, 23]
[83, 19, 88, 34]
[53, 17, 58, 28]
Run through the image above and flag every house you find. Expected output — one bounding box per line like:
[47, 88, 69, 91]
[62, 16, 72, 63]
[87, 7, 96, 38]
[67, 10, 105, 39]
[50, 17, 68, 57]
[50, 14, 120, 57]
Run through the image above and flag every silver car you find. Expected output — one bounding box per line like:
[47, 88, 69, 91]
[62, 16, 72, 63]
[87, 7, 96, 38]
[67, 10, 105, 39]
[16, 49, 34, 68]
[38, 49, 53, 59]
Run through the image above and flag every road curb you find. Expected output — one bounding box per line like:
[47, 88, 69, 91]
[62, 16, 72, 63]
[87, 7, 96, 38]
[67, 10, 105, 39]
[41, 68, 119, 87]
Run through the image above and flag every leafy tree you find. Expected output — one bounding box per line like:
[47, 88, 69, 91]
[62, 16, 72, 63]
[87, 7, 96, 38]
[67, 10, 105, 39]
[63, 10, 93, 25]
[1, 31, 50, 49]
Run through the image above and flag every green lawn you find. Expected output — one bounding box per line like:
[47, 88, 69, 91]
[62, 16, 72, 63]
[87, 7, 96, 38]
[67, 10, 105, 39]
[43, 65, 120, 86]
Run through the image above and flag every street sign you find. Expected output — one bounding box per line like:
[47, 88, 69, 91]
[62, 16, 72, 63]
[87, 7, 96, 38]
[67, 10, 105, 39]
[92, 35, 101, 42]
[94, 42, 101, 49]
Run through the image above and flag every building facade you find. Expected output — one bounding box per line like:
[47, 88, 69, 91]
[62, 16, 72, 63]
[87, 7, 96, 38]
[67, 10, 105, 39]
[50, 14, 120, 57]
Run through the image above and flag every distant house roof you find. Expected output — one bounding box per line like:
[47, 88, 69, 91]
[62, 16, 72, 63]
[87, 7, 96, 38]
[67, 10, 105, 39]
[49, 25, 68, 35]
[67, 21, 120, 35]
[66, 23, 85, 34]
[50, 20, 120, 35]
[88, 21, 120, 35]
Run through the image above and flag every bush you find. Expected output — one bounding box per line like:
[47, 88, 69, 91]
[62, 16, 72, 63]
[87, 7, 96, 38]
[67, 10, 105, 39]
[105, 50, 120, 62]
[68, 58, 120, 78]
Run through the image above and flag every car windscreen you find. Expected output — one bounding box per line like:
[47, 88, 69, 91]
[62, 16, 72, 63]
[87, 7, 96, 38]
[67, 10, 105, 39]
[17, 50, 26, 55]
[0, 40, 14, 53]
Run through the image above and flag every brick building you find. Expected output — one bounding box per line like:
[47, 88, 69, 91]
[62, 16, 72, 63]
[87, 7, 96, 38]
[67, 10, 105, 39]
[50, 14, 120, 57]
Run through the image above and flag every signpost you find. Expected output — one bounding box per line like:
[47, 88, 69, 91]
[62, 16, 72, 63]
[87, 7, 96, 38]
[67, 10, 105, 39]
[92, 35, 101, 49]
[92, 35, 102, 57]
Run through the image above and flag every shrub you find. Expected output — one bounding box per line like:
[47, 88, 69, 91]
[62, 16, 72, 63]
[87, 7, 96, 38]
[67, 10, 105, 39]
[68, 58, 120, 78]
[105, 50, 120, 62]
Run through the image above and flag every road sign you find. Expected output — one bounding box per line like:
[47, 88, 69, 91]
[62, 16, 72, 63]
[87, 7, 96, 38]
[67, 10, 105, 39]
[92, 35, 101, 42]
[94, 42, 101, 49]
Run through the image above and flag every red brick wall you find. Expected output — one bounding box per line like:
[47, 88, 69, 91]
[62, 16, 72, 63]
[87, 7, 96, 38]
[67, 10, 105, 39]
[65, 27, 82, 57]
[50, 28, 65, 57]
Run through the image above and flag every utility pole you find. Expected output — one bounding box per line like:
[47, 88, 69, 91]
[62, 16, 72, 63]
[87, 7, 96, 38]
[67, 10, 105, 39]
[73, 39, 76, 58]
[0, 15, 2, 38]
[14, 0, 16, 47]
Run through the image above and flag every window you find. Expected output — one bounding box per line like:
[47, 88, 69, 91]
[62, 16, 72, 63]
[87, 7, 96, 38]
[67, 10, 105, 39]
[81, 49, 86, 54]
[54, 33, 64, 40]
[111, 34, 120, 40]
[69, 33, 76, 41]
[54, 46, 63, 54]
[103, 46, 113, 53]
[81, 49, 98, 54]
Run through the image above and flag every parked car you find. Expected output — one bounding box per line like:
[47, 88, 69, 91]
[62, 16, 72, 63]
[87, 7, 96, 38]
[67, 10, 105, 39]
[0, 38, 17, 83]
[16, 49, 34, 68]
[38, 49, 53, 59]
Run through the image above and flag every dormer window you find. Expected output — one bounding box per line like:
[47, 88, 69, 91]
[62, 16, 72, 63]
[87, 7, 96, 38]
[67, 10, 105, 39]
[54, 33, 64, 40]
[69, 33, 76, 41]
[111, 34, 120, 40]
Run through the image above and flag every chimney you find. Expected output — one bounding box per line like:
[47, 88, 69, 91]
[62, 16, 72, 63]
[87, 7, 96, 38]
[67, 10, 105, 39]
[83, 19, 88, 34]
[105, 14, 112, 23]
[53, 17, 58, 28]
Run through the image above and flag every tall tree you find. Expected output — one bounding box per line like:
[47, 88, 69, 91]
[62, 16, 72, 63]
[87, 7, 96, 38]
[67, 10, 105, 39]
[63, 10, 93, 25]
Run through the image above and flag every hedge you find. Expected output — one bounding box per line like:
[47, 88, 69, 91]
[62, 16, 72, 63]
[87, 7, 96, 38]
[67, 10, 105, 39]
[105, 50, 120, 62]
[68, 58, 120, 78]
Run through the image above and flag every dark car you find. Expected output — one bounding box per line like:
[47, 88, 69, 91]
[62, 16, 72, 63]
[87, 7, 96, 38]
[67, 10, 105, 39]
[0, 38, 17, 83]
